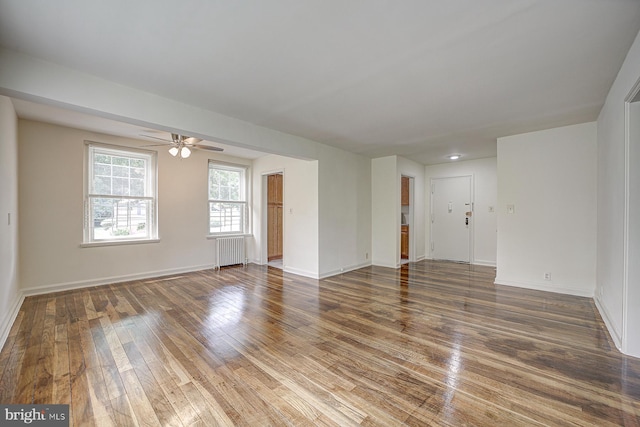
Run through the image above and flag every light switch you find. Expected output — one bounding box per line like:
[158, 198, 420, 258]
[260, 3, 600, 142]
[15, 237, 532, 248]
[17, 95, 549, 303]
[448, 202, 453, 213]
[488, 206, 494, 213]
[507, 204, 515, 214]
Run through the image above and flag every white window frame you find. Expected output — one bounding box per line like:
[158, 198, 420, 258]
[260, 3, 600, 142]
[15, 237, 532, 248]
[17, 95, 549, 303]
[83, 142, 158, 245]
[208, 161, 249, 236]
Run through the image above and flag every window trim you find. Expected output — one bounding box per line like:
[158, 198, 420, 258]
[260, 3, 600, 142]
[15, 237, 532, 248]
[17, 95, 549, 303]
[208, 161, 250, 236]
[83, 141, 158, 245]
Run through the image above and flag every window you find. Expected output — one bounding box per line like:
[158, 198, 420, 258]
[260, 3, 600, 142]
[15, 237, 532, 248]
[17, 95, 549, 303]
[208, 162, 248, 235]
[84, 143, 157, 244]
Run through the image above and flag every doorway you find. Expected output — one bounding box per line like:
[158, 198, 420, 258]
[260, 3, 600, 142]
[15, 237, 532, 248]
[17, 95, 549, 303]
[430, 175, 472, 263]
[267, 173, 283, 268]
[400, 176, 414, 264]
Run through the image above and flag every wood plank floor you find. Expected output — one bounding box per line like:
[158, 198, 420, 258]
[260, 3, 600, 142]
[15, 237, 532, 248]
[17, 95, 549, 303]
[1, 260, 639, 426]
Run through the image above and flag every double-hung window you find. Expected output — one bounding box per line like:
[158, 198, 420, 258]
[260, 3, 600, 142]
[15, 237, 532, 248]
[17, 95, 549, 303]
[84, 143, 158, 244]
[208, 162, 248, 235]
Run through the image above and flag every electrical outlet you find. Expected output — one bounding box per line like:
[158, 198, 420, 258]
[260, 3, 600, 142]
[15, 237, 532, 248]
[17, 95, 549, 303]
[544, 272, 551, 281]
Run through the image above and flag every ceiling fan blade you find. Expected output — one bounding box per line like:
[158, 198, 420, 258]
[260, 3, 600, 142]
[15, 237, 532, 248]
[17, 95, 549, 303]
[142, 143, 177, 147]
[193, 144, 224, 152]
[184, 136, 202, 144]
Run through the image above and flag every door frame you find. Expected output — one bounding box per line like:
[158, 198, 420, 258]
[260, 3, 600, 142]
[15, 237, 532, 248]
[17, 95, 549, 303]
[400, 175, 415, 263]
[261, 170, 284, 266]
[429, 174, 474, 263]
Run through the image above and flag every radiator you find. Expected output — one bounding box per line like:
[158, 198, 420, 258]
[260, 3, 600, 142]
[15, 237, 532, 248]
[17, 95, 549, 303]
[215, 236, 246, 269]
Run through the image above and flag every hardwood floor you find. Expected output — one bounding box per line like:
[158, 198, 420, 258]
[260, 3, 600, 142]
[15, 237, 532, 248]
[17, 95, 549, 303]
[1, 261, 639, 426]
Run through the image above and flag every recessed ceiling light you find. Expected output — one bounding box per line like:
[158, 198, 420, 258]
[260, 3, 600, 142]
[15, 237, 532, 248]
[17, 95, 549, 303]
[447, 154, 461, 160]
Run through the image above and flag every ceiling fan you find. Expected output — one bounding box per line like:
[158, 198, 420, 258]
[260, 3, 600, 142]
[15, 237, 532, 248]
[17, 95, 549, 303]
[142, 133, 223, 158]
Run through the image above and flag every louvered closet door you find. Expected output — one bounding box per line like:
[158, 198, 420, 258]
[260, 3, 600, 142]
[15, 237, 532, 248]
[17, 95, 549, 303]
[267, 174, 283, 261]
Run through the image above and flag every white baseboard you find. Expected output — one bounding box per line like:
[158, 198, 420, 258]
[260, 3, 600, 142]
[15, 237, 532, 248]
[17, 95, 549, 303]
[318, 261, 372, 279]
[282, 266, 320, 279]
[0, 292, 25, 352]
[416, 255, 495, 267]
[494, 276, 594, 298]
[415, 255, 426, 262]
[593, 296, 622, 350]
[21, 264, 214, 297]
[473, 259, 497, 267]
[372, 260, 399, 269]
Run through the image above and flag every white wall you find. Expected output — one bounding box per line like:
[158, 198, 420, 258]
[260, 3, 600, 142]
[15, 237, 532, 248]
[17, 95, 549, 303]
[18, 120, 251, 293]
[627, 101, 640, 356]
[318, 145, 371, 277]
[496, 122, 597, 297]
[0, 96, 21, 349]
[425, 157, 498, 266]
[596, 28, 640, 356]
[371, 156, 398, 268]
[371, 155, 426, 268]
[251, 154, 319, 278]
[398, 156, 426, 261]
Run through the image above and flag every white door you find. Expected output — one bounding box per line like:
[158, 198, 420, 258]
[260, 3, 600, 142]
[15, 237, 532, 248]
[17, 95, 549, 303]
[431, 176, 472, 262]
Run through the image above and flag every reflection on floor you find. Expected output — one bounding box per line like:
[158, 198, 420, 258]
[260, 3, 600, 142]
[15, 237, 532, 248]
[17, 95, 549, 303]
[268, 258, 283, 269]
[1, 261, 637, 425]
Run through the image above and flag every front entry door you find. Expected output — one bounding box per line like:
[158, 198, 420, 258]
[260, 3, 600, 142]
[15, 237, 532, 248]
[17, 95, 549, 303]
[431, 176, 472, 262]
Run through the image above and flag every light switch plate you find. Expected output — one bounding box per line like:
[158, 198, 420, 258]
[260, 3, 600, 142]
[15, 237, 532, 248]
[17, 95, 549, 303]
[507, 204, 515, 214]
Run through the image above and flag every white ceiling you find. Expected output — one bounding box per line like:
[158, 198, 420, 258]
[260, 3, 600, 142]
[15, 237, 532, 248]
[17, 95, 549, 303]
[1, 1, 640, 164]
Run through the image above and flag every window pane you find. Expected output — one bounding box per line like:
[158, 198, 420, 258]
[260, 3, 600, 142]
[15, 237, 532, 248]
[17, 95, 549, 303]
[209, 170, 221, 199]
[112, 177, 129, 196]
[92, 151, 150, 197]
[112, 165, 129, 177]
[95, 154, 111, 165]
[91, 198, 150, 240]
[220, 186, 229, 200]
[131, 167, 145, 179]
[94, 176, 111, 194]
[112, 156, 130, 166]
[130, 178, 145, 197]
[208, 167, 243, 202]
[94, 163, 111, 176]
[209, 202, 245, 234]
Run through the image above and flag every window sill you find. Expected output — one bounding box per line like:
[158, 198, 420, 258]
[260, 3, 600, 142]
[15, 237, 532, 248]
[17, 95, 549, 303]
[80, 239, 160, 248]
[207, 234, 252, 239]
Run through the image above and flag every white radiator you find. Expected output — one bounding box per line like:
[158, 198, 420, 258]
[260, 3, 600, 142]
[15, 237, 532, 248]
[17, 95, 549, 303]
[215, 236, 246, 269]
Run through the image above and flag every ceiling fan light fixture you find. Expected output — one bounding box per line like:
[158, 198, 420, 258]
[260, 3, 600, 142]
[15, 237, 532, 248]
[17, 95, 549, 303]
[168, 146, 179, 157]
[180, 146, 191, 158]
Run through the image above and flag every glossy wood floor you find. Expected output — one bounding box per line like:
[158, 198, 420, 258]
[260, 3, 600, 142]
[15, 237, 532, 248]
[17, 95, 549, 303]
[1, 261, 639, 426]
